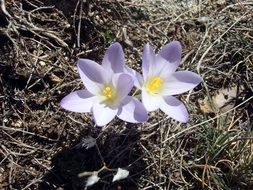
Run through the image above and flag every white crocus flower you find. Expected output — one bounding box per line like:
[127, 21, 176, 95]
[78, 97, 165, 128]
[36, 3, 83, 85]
[60, 43, 147, 126]
[130, 41, 202, 122]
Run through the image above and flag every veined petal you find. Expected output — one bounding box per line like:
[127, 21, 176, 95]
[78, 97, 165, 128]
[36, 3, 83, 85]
[135, 71, 144, 88]
[142, 43, 155, 80]
[77, 59, 108, 83]
[77, 59, 109, 94]
[160, 96, 189, 123]
[148, 55, 174, 79]
[112, 73, 133, 100]
[92, 101, 118, 126]
[117, 96, 148, 123]
[124, 66, 143, 88]
[102, 43, 125, 73]
[60, 90, 95, 113]
[161, 71, 202, 96]
[158, 41, 182, 72]
[142, 89, 163, 111]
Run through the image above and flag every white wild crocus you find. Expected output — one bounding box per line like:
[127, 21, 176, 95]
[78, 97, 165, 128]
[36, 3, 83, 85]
[60, 43, 147, 126]
[130, 41, 202, 122]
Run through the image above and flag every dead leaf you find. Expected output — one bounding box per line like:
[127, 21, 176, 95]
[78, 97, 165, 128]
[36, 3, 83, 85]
[86, 173, 100, 187]
[112, 168, 129, 182]
[199, 97, 214, 113]
[49, 73, 61, 83]
[199, 85, 244, 113]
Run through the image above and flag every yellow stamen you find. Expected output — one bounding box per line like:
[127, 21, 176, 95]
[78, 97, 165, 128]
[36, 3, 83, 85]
[102, 86, 114, 100]
[146, 77, 163, 94]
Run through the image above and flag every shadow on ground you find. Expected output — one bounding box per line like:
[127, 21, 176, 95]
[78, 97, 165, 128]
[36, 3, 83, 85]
[39, 127, 146, 190]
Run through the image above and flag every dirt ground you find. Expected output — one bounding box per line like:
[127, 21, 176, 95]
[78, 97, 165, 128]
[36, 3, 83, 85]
[0, 0, 253, 190]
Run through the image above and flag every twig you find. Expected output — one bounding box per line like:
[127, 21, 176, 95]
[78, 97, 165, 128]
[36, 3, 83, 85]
[0, 125, 59, 142]
[77, 0, 83, 47]
[13, 14, 68, 47]
[0, 0, 12, 19]
[162, 95, 253, 144]
[196, 12, 249, 73]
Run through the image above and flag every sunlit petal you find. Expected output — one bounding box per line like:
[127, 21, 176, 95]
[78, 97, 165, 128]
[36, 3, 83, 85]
[77, 59, 109, 94]
[142, 43, 156, 80]
[112, 73, 133, 100]
[124, 66, 143, 88]
[60, 90, 95, 112]
[92, 101, 118, 126]
[102, 42, 125, 73]
[117, 96, 148, 123]
[160, 96, 189, 123]
[158, 41, 182, 72]
[147, 55, 175, 80]
[161, 71, 202, 95]
[142, 89, 163, 111]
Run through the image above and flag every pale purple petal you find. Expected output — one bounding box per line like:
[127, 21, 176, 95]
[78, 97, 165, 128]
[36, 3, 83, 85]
[142, 90, 163, 111]
[102, 43, 124, 73]
[161, 71, 202, 96]
[77, 59, 109, 94]
[77, 59, 108, 83]
[60, 90, 95, 113]
[142, 43, 156, 80]
[147, 55, 174, 79]
[124, 66, 143, 88]
[117, 96, 148, 123]
[135, 71, 144, 88]
[92, 101, 118, 126]
[158, 41, 182, 72]
[160, 96, 189, 123]
[112, 73, 133, 100]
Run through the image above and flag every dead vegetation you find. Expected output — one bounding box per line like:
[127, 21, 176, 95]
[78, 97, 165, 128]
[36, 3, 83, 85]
[0, 0, 252, 189]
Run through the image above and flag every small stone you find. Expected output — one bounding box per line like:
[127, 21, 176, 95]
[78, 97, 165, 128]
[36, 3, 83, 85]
[39, 61, 46, 66]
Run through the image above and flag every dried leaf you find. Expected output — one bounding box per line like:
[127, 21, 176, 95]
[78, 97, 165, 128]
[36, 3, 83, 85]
[199, 97, 214, 113]
[75, 136, 96, 149]
[112, 168, 129, 182]
[86, 174, 100, 187]
[49, 73, 61, 83]
[199, 86, 243, 113]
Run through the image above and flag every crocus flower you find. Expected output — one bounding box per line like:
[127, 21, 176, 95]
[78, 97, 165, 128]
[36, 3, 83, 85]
[60, 43, 147, 126]
[134, 41, 202, 123]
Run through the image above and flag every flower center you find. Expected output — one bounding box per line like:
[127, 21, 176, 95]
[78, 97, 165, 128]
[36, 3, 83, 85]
[146, 77, 163, 94]
[102, 86, 114, 100]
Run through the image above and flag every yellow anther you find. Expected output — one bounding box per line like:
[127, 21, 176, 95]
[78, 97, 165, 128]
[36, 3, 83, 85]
[102, 86, 114, 100]
[146, 77, 163, 93]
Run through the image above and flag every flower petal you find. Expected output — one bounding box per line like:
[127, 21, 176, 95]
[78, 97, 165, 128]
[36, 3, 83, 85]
[102, 43, 125, 73]
[161, 71, 202, 96]
[117, 96, 148, 123]
[124, 66, 143, 88]
[134, 71, 144, 88]
[60, 90, 95, 112]
[92, 101, 118, 126]
[77, 59, 109, 94]
[77, 59, 107, 83]
[160, 96, 189, 123]
[142, 89, 163, 111]
[112, 73, 133, 100]
[158, 41, 182, 72]
[142, 43, 156, 80]
[147, 55, 174, 79]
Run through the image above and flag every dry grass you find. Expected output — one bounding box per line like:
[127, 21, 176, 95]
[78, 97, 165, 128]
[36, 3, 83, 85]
[0, 0, 252, 189]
